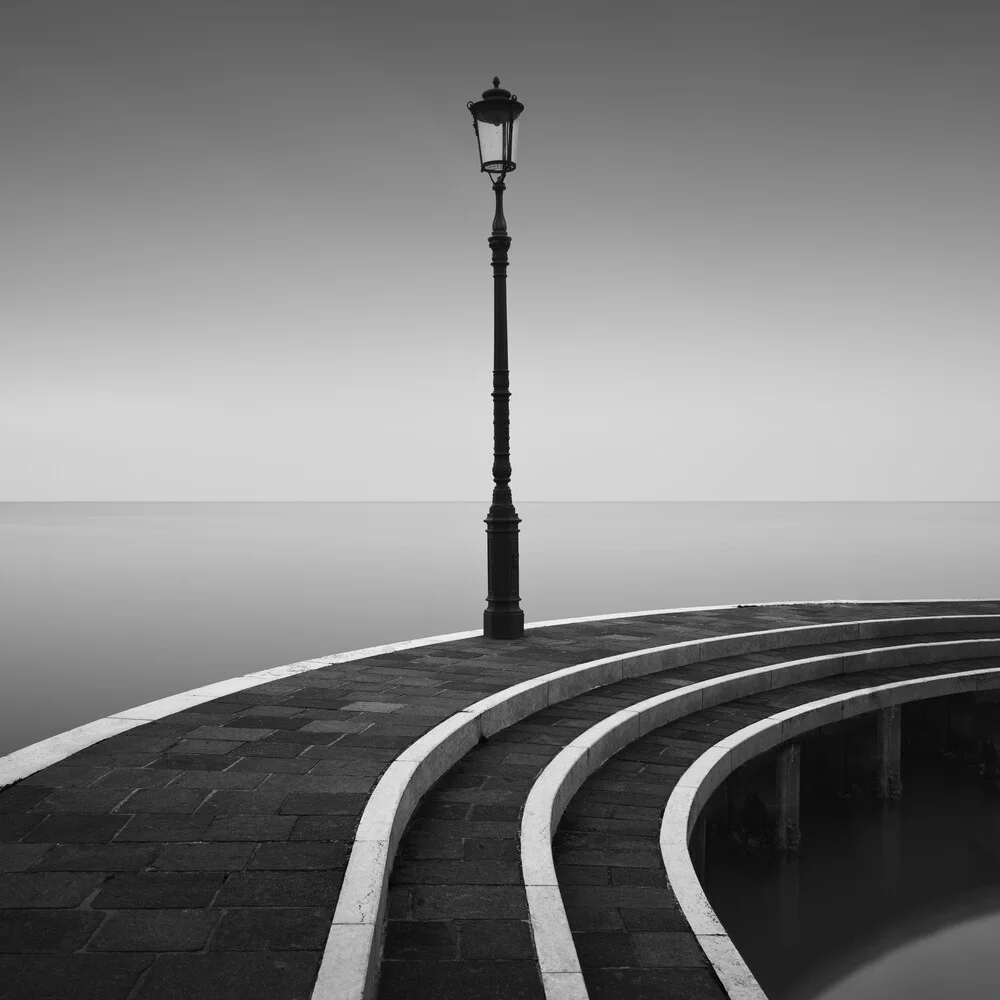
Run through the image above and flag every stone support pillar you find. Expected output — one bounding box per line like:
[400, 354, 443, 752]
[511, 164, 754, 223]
[876, 705, 903, 800]
[776, 744, 801, 852]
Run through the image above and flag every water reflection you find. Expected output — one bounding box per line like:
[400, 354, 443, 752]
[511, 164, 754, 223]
[705, 756, 1000, 1000]
[812, 907, 1000, 1000]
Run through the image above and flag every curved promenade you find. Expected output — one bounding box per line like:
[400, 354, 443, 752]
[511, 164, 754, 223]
[2, 600, 999, 1000]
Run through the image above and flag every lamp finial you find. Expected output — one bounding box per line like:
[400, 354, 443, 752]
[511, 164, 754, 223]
[493, 76, 500, 88]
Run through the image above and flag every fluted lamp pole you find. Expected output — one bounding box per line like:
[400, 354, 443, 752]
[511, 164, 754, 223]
[468, 77, 525, 640]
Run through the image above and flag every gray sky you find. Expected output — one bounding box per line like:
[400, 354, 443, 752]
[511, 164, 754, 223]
[2, 1, 998, 500]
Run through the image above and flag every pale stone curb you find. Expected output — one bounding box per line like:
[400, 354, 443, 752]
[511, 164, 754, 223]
[520, 628, 1000, 1000]
[662, 664, 1000, 1000]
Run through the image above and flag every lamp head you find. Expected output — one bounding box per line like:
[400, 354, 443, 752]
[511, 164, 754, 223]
[468, 77, 524, 180]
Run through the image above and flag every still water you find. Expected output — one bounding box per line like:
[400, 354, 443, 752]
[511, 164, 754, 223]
[1, 501, 998, 758]
[705, 757, 1000, 1000]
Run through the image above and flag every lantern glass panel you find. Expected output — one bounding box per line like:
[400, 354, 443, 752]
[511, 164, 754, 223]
[478, 116, 520, 176]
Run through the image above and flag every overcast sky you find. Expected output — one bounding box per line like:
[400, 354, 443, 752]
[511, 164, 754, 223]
[2, 1, 998, 501]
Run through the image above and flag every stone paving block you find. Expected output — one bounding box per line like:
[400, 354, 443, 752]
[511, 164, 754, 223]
[606, 863, 668, 887]
[0, 844, 50, 872]
[571, 907, 626, 931]
[148, 754, 236, 771]
[379, 960, 543, 1000]
[392, 860, 522, 885]
[461, 838, 517, 861]
[558, 865, 610, 885]
[0, 871, 106, 907]
[93, 767, 181, 788]
[28, 788, 131, 813]
[414, 801, 468, 821]
[235, 705, 304, 718]
[392, 885, 530, 920]
[213, 870, 343, 907]
[279, 792, 366, 815]
[63, 751, 156, 769]
[468, 804, 521, 822]
[258, 730, 333, 746]
[574, 931, 637, 968]
[294, 768, 380, 792]
[19, 766, 109, 788]
[23, 814, 131, 844]
[167, 711, 241, 727]
[341, 701, 406, 713]
[226, 756, 314, 773]
[89, 909, 220, 951]
[561, 886, 677, 911]
[559, 848, 661, 869]
[289, 816, 355, 842]
[132, 951, 321, 1000]
[437, 788, 518, 804]
[459, 919, 535, 961]
[0, 814, 45, 842]
[93, 735, 181, 754]
[332, 730, 421, 749]
[248, 842, 347, 870]
[118, 788, 208, 814]
[92, 872, 224, 908]
[113, 814, 215, 842]
[619, 907, 690, 932]
[238, 742, 308, 758]
[152, 843, 255, 871]
[30, 844, 157, 871]
[583, 966, 727, 1000]
[226, 716, 307, 731]
[412, 819, 520, 840]
[210, 907, 332, 950]
[167, 739, 246, 755]
[167, 770, 268, 789]
[0, 909, 105, 951]
[297, 719, 369, 734]
[195, 790, 290, 815]
[0, 954, 153, 1000]
[203, 815, 296, 841]
[261, 774, 364, 794]
[632, 931, 709, 968]
[383, 919, 459, 961]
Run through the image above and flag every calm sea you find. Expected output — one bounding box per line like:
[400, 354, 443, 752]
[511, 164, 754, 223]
[1, 501, 998, 758]
[1, 500, 1000, 999]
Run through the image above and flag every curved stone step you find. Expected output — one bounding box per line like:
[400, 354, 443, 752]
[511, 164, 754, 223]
[545, 657, 1000, 999]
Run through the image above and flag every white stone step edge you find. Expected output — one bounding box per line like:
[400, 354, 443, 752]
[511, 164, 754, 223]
[0, 599, 988, 790]
[316, 615, 1000, 1000]
[520, 636, 1000, 1000]
[661, 664, 1000, 1000]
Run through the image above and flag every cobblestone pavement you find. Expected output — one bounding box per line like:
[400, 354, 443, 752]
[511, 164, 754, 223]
[1, 601, 998, 999]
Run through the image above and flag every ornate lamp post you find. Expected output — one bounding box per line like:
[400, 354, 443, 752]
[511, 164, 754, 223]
[468, 78, 525, 640]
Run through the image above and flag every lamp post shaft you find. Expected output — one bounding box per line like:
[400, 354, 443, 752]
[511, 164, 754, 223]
[484, 179, 524, 640]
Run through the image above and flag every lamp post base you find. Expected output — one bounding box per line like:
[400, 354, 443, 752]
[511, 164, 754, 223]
[484, 608, 524, 640]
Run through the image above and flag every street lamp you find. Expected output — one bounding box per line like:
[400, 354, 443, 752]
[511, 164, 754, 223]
[468, 77, 525, 640]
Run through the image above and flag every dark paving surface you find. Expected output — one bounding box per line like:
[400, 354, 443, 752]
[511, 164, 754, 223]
[1, 601, 998, 999]
[555, 655, 1000, 1000]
